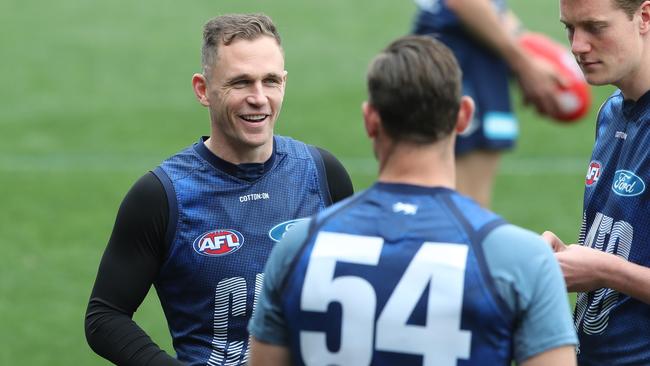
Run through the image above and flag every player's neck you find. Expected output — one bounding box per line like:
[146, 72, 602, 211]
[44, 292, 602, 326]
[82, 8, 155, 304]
[618, 74, 650, 102]
[617, 50, 650, 101]
[376, 141, 455, 189]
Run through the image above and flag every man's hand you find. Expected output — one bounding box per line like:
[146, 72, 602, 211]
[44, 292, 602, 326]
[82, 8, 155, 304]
[554, 244, 611, 292]
[513, 55, 569, 118]
[542, 230, 609, 292]
[541, 230, 567, 252]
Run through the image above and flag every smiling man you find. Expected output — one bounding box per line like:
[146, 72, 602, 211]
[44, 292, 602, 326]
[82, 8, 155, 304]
[542, 0, 650, 365]
[85, 14, 352, 366]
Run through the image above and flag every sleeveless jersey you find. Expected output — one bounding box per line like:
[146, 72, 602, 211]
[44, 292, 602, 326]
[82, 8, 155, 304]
[281, 183, 514, 366]
[152, 136, 331, 366]
[577, 90, 650, 365]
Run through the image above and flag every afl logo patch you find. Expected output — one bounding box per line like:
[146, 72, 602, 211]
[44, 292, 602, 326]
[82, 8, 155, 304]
[612, 170, 645, 197]
[193, 229, 244, 257]
[585, 160, 602, 186]
[269, 218, 308, 243]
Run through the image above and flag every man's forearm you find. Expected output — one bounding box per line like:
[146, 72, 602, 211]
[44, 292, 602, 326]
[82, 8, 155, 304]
[604, 255, 650, 304]
[85, 298, 184, 366]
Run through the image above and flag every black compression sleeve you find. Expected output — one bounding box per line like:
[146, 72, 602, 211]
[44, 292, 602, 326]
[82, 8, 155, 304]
[316, 147, 354, 203]
[85, 172, 184, 366]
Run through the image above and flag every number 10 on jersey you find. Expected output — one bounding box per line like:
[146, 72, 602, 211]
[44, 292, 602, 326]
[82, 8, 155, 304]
[300, 231, 472, 366]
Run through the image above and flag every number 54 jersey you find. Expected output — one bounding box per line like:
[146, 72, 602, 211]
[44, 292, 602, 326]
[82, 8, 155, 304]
[577, 90, 650, 365]
[250, 183, 576, 366]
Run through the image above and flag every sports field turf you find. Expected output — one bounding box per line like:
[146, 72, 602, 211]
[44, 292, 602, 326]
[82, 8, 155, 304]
[1, 0, 613, 364]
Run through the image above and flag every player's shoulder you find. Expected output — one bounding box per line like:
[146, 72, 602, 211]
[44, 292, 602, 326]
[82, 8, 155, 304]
[484, 225, 552, 259]
[157, 138, 208, 181]
[447, 191, 504, 232]
[598, 89, 624, 116]
[273, 135, 309, 154]
[481, 224, 557, 297]
[480, 225, 561, 317]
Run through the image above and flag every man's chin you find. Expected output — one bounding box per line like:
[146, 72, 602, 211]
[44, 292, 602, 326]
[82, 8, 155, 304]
[584, 74, 611, 87]
[242, 133, 274, 149]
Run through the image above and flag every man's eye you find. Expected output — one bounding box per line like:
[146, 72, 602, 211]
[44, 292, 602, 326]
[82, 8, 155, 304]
[587, 25, 605, 34]
[232, 80, 250, 87]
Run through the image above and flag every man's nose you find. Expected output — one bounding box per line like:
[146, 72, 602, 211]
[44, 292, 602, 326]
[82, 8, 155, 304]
[246, 82, 268, 106]
[571, 29, 591, 55]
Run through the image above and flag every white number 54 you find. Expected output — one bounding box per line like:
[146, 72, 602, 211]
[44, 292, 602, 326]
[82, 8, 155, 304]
[300, 231, 472, 366]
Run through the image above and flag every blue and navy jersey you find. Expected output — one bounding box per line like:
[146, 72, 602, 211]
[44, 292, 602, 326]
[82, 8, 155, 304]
[281, 183, 514, 366]
[577, 90, 650, 365]
[152, 136, 331, 366]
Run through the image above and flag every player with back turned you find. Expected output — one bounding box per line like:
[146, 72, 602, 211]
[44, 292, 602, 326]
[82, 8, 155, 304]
[84, 14, 353, 366]
[247, 35, 577, 366]
[543, 0, 650, 364]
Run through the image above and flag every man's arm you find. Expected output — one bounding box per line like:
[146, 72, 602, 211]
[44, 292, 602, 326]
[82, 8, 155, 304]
[85, 172, 183, 366]
[543, 231, 650, 303]
[249, 338, 291, 366]
[445, 0, 566, 116]
[483, 225, 577, 365]
[520, 346, 577, 366]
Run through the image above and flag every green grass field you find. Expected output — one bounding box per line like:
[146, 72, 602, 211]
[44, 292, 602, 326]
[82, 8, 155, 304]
[1, 0, 614, 364]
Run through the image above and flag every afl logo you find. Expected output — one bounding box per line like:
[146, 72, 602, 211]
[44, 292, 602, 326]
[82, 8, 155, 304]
[585, 160, 602, 186]
[269, 218, 308, 243]
[193, 229, 244, 257]
[612, 170, 645, 197]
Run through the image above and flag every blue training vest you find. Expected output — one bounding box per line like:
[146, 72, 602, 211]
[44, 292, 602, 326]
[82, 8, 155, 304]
[152, 136, 331, 366]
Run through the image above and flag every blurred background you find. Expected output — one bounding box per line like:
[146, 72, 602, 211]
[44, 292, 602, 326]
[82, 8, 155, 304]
[0, 0, 613, 364]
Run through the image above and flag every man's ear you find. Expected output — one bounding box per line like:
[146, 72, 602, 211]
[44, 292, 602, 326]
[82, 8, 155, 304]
[192, 73, 210, 107]
[639, 1, 650, 35]
[362, 101, 381, 138]
[455, 96, 475, 134]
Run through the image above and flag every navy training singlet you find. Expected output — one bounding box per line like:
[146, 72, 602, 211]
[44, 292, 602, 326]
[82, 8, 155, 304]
[577, 90, 650, 365]
[152, 136, 331, 365]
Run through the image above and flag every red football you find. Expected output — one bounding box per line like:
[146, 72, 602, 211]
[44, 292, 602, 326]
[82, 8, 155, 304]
[519, 32, 591, 122]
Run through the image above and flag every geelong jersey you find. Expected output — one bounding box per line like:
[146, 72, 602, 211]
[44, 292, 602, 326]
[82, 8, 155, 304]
[281, 183, 514, 366]
[152, 136, 331, 366]
[577, 90, 650, 365]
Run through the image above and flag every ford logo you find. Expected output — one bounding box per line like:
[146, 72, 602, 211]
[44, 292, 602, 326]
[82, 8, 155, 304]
[268, 218, 308, 243]
[612, 170, 645, 197]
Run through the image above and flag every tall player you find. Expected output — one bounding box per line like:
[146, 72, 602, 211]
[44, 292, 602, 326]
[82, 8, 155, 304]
[542, 0, 650, 364]
[412, 0, 567, 207]
[248, 35, 576, 366]
[84, 14, 353, 366]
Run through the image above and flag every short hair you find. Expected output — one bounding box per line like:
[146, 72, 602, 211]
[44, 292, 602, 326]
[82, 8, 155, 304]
[201, 13, 282, 77]
[366, 35, 462, 144]
[613, 0, 645, 18]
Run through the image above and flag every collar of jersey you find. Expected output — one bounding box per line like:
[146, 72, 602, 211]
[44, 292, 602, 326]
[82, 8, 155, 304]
[374, 181, 455, 195]
[193, 136, 276, 182]
[621, 88, 650, 121]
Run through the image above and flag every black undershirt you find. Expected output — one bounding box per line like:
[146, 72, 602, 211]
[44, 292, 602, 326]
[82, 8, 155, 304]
[85, 147, 353, 365]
